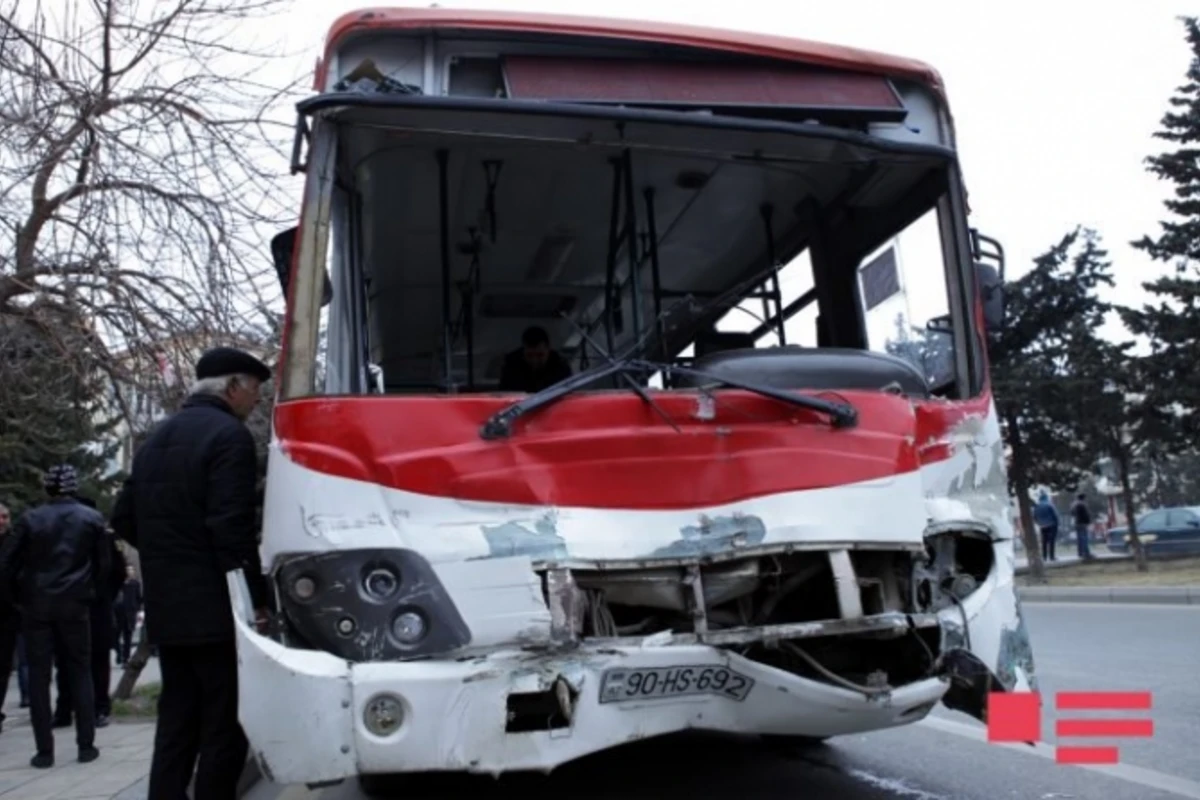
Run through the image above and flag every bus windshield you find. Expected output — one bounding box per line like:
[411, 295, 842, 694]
[277, 89, 978, 406]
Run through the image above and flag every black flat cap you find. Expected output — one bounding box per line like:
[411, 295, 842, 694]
[195, 346, 271, 382]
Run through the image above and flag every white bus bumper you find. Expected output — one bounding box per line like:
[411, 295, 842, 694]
[229, 575, 947, 786]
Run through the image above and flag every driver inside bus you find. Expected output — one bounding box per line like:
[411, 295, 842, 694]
[499, 325, 572, 393]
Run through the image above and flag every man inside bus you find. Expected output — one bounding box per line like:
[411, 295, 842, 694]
[499, 325, 572, 393]
[111, 346, 272, 800]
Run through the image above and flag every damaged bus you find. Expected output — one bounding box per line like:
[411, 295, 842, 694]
[228, 6, 1035, 791]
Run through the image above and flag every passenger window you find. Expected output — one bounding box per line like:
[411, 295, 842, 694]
[1139, 511, 1168, 529]
[860, 207, 956, 390]
[1168, 510, 1199, 527]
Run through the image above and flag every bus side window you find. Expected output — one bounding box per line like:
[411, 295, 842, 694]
[860, 207, 956, 391]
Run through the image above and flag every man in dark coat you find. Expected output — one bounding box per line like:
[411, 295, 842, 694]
[0, 465, 108, 768]
[111, 346, 272, 800]
[498, 325, 572, 392]
[52, 514, 125, 730]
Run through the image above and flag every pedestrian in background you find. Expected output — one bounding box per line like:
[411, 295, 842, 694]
[0, 465, 107, 768]
[1033, 491, 1060, 562]
[114, 564, 142, 666]
[53, 501, 125, 730]
[1069, 493, 1094, 561]
[112, 347, 273, 800]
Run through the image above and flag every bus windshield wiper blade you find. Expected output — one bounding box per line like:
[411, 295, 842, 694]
[480, 357, 857, 440]
[649, 361, 858, 429]
[481, 306, 685, 441]
[480, 359, 636, 440]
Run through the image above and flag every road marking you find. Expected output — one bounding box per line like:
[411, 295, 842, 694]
[1022, 602, 1199, 611]
[920, 715, 1200, 799]
[845, 769, 952, 799]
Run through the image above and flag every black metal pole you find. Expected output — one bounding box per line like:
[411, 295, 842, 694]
[643, 186, 666, 360]
[604, 157, 623, 355]
[437, 149, 454, 390]
[621, 149, 642, 343]
[483, 160, 502, 243]
[760, 204, 786, 346]
[464, 232, 480, 391]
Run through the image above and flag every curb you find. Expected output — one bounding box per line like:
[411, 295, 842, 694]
[1014, 554, 1133, 576]
[1018, 586, 1200, 605]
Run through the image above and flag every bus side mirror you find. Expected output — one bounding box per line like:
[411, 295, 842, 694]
[970, 229, 1005, 331]
[271, 227, 333, 307]
[975, 262, 1004, 331]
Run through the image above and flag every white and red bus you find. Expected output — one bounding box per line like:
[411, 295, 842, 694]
[228, 7, 1031, 792]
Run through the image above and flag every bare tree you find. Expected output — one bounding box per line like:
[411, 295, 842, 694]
[0, 0, 303, 695]
[0, 0, 301, 422]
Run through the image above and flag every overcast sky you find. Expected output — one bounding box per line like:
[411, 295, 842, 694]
[276, 0, 1195, 344]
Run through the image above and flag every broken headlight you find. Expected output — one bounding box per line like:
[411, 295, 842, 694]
[912, 530, 995, 613]
[275, 548, 471, 661]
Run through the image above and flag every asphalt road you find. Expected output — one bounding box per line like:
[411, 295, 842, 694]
[249, 602, 1200, 800]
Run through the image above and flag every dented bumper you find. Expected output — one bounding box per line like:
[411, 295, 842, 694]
[228, 533, 1036, 785]
[229, 570, 947, 784]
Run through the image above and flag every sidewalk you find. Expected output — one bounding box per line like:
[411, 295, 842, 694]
[1014, 549, 1129, 571]
[0, 658, 160, 799]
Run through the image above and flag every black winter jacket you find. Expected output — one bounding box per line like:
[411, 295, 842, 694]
[0, 497, 110, 620]
[111, 393, 268, 645]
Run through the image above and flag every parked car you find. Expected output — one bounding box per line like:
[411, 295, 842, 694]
[1107, 506, 1200, 556]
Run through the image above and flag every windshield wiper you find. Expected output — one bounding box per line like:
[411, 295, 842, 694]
[480, 294, 857, 439]
[480, 311, 679, 440]
[480, 358, 644, 440]
[480, 355, 856, 440]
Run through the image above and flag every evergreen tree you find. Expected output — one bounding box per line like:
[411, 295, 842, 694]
[1125, 17, 1200, 436]
[989, 228, 1113, 581]
[0, 315, 122, 514]
[1065, 336, 1165, 571]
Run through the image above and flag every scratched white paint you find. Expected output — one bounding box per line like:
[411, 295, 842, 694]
[259, 440, 929, 567]
[432, 556, 552, 649]
[919, 404, 1014, 540]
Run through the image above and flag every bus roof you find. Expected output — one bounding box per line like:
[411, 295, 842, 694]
[319, 7, 945, 99]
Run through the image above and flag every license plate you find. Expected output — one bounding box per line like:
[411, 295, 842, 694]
[598, 664, 755, 704]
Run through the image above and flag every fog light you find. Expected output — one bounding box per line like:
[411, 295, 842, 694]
[391, 609, 427, 645]
[363, 566, 399, 601]
[293, 576, 316, 600]
[363, 693, 404, 737]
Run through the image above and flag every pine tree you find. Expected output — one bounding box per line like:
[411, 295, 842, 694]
[0, 316, 122, 514]
[989, 228, 1113, 581]
[1125, 17, 1200, 436]
[1065, 336, 1167, 572]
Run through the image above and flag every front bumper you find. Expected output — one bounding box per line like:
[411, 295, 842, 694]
[228, 574, 947, 784]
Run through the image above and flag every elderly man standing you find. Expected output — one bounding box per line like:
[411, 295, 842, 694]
[111, 347, 272, 800]
[0, 466, 108, 768]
